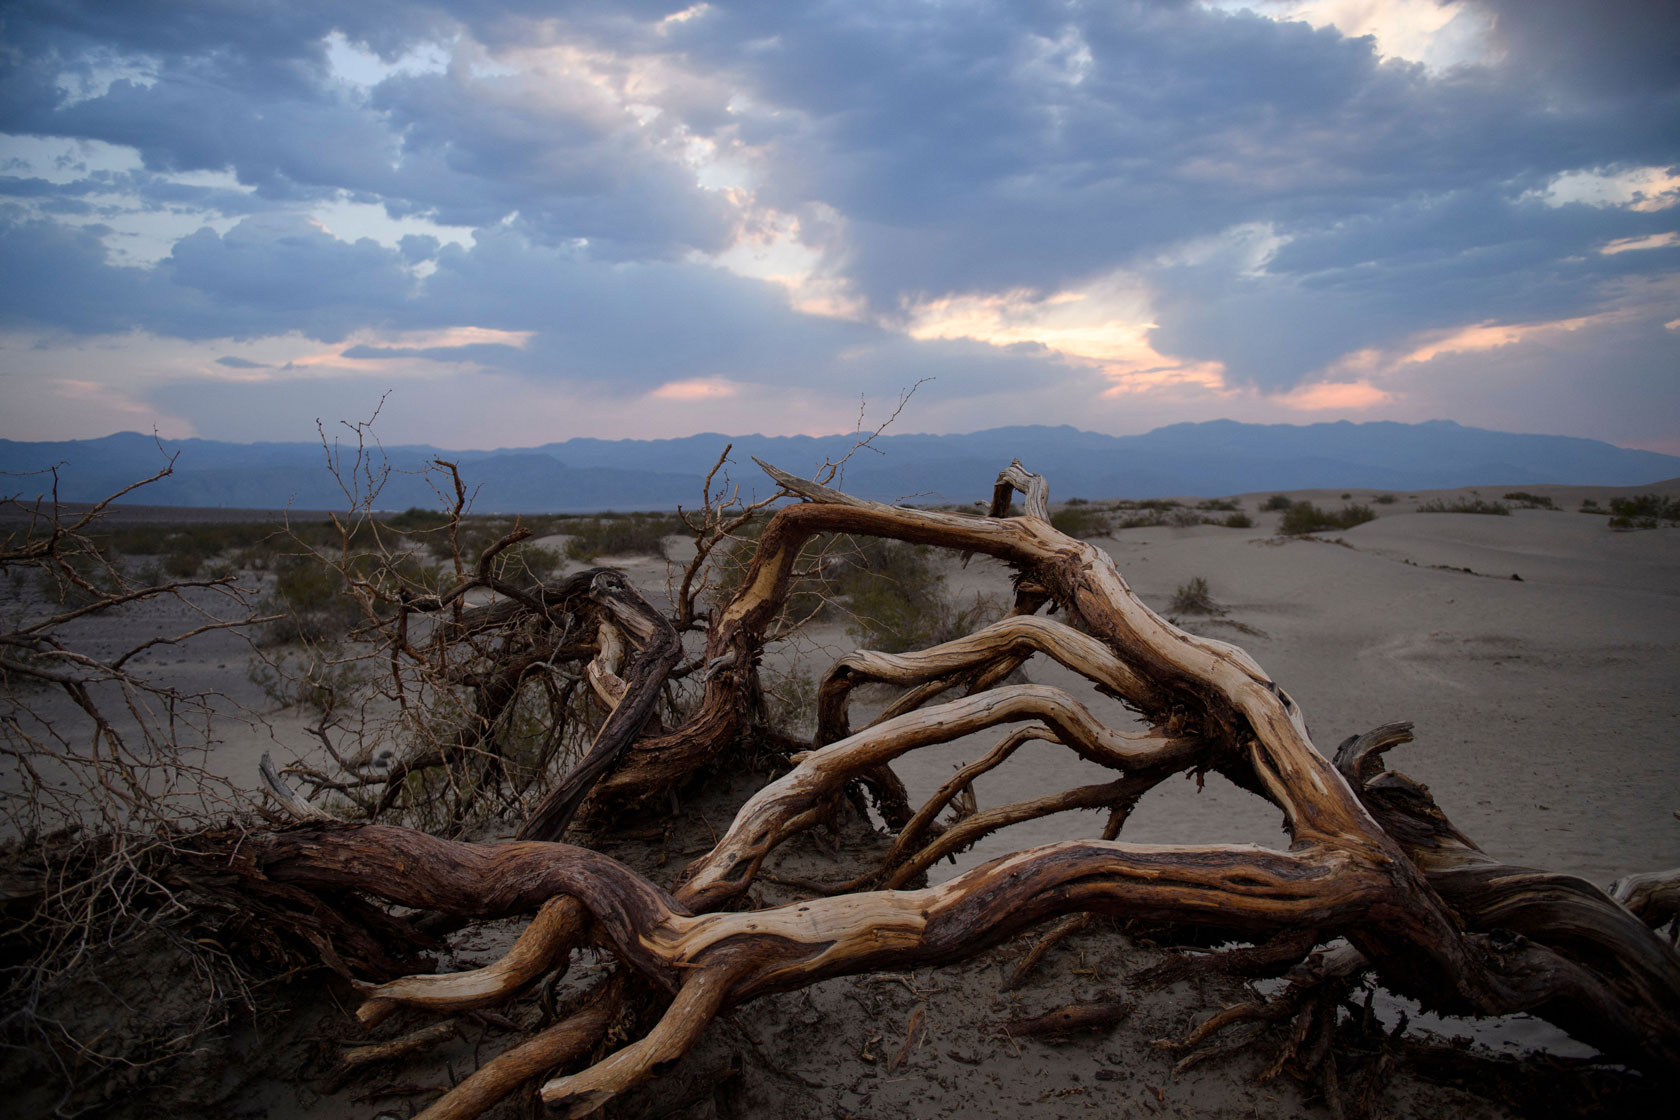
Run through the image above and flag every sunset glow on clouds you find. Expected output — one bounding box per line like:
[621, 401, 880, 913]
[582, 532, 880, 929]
[648, 377, 740, 401]
[0, 1, 1675, 451]
[902, 278, 1232, 399]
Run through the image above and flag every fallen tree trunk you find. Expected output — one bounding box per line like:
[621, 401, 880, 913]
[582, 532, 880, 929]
[185, 458, 1680, 1118]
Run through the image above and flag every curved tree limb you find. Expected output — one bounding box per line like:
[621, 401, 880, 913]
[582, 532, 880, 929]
[188, 457, 1680, 1120]
[518, 571, 683, 841]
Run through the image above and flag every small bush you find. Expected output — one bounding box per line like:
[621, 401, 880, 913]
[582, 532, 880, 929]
[1417, 499, 1509, 516]
[563, 512, 684, 561]
[1169, 507, 1202, 528]
[1115, 510, 1169, 530]
[1051, 505, 1110, 538]
[1580, 498, 1602, 513]
[1373, 494, 1397, 505]
[1279, 501, 1375, 535]
[1606, 494, 1680, 530]
[826, 538, 1001, 653]
[1503, 491, 1556, 510]
[1262, 494, 1293, 512]
[262, 554, 361, 644]
[1196, 498, 1240, 512]
[1219, 511, 1254, 529]
[162, 549, 202, 578]
[493, 543, 563, 583]
[383, 506, 454, 532]
[1168, 576, 1219, 615]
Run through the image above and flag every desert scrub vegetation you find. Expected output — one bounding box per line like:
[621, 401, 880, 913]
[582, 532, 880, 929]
[1168, 575, 1220, 616]
[1503, 491, 1557, 510]
[814, 535, 1002, 653]
[561, 511, 686, 561]
[1606, 494, 1680, 529]
[1, 462, 278, 1096]
[1262, 493, 1294, 511]
[1108, 499, 1196, 530]
[1052, 497, 1252, 533]
[1050, 503, 1110, 538]
[1278, 500, 1376, 535]
[1417, 498, 1509, 516]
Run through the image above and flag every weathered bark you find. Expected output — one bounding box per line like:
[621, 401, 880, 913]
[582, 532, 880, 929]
[1333, 723, 1680, 1068]
[518, 570, 682, 840]
[196, 458, 1680, 1118]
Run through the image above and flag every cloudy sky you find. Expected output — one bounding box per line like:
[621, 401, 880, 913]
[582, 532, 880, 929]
[2, 1, 1677, 452]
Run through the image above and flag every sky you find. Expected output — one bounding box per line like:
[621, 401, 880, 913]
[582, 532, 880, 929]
[1, 0, 1677, 453]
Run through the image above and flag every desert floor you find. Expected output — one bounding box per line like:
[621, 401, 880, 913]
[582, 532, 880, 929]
[5, 478, 1677, 1119]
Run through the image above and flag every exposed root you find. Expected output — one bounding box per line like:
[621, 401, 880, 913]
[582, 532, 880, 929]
[1003, 913, 1092, 991]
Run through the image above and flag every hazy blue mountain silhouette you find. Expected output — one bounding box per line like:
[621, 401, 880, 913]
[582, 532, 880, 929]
[3, 421, 1675, 513]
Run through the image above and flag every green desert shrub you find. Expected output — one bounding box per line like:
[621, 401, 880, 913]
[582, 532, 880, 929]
[1261, 494, 1293, 512]
[1606, 494, 1680, 530]
[1169, 507, 1202, 528]
[1502, 491, 1556, 510]
[1372, 494, 1397, 505]
[491, 542, 563, 584]
[563, 512, 684, 561]
[1051, 505, 1110, 538]
[1196, 498, 1240, 512]
[261, 554, 363, 644]
[1219, 511, 1254, 529]
[1417, 498, 1509, 515]
[1279, 501, 1375, 535]
[1168, 576, 1219, 615]
[383, 506, 454, 532]
[827, 538, 944, 652]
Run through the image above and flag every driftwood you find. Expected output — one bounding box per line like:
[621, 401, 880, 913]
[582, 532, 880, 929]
[200, 458, 1680, 1119]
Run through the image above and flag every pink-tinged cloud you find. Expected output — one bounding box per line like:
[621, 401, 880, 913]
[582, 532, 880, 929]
[648, 377, 741, 401]
[903, 278, 1232, 398]
[1398, 313, 1617, 366]
[1599, 232, 1680, 255]
[1276, 379, 1394, 410]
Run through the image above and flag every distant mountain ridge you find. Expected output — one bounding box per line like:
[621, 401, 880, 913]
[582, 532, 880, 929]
[2, 420, 1675, 514]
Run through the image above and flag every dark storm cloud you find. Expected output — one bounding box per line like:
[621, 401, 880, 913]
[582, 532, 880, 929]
[1473, 0, 1680, 98]
[407, 226, 1061, 395]
[648, 1, 1678, 384]
[1, 1, 738, 257]
[0, 208, 413, 340]
[0, 0, 1675, 424]
[1152, 184, 1680, 387]
[0, 210, 160, 333]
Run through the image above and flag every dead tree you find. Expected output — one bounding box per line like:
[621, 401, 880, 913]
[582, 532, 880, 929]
[185, 458, 1680, 1119]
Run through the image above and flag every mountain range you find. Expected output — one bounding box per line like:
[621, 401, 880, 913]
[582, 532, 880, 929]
[2, 420, 1676, 514]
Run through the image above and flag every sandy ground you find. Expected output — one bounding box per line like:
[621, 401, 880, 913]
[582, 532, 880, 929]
[5, 480, 1677, 1118]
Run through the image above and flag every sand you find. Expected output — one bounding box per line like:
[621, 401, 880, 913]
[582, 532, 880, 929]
[5, 480, 1677, 1118]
